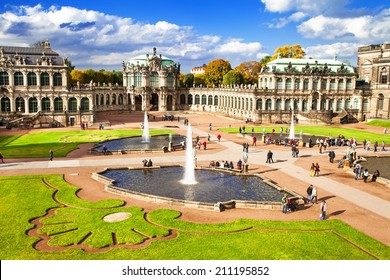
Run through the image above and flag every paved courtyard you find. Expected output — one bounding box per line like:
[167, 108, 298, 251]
[1, 112, 390, 246]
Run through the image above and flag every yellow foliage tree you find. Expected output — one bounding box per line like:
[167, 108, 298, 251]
[271, 44, 305, 60]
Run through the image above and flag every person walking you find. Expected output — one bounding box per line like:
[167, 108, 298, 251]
[252, 136, 257, 146]
[311, 186, 318, 204]
[314, 163, 320, 176]
[320, 200, 328, 220]
[266, 150, 273, 163]
[328, 150, 335, 163]
[217, 134, 221, 142]
[362, 169, 369, 183]
[306, 184, 313, 204]
[0, 152, 4, 163]
[310, 163, 315, 177]
[282, 194, 288, 214]
[354, 163, 362, 180]
[374, 141, 378, 152]
[381, 141, 385, 151]
[49, 150, 54, 161]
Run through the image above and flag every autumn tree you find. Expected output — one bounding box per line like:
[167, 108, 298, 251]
[223, 70, 244, 85]
[183, 73, 194, 87]
[194, 73, 206, 87]
[70, 70, 85, 84]
[235, 61, 261, 84]
[259, 56, 272, 67]
[271, 44, 305, 60]
[204, 59, 231, 86]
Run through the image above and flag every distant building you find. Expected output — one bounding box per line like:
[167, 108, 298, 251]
[357, 43, 390, 119]
[191, 64, 206, 75]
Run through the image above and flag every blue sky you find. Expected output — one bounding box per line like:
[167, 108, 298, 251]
[0, 0, 389, 73]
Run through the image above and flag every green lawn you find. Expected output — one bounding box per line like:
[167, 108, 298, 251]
[366, 120, 390, 128]
[219, 126, 390, 143]
[0, 129, 174, 158]
[1, 174, 389, 260]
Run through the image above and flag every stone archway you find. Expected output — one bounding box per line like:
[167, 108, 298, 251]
[134, 95, 142, 111]
[150, 93, 159, 111]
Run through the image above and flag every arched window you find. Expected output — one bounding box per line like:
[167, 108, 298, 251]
[41, 97, 50, 112]
[276, 78, 283, 89]
[302, 100, 308, 112]
[312, 79, 318, 91]
[53, 73, 62, 86]
[208, 95, 213, 105]
[0, 97, 10, 112]
[112, 94, 116, 105]
[285, 78, 292, 90]
[28, 97, 38, 113]
[303, 79, 309, 90]
[380, 67, 388, 84]
[276, 99, 282, 110]
[118, 94, 124, 105]
[201, 95, 207, 105]
[346, 79, 352, 89]
[0, 71, 9, 86]
[265, 99, 272, 110]
[285, 99, 291, 110]
[100, 95, 104, 105]
[80, 97, 89, 112]
[353, 98, 359, 109]
[40, 72, 50, 86]
[336, 99, 343, 111]
[320, 99, 326, 110]
[294, 99, 299, 110]
[214, 96, 218, 106]
[15, 97, 25, 112]
[344, 98, 351, 110]
[167, 73, 174, 87]
[294, 79, 300, 90]
[106, 94, 110, 105]
[195, 95, 200, 105]
[330, 79, 336, 90]
[135, 72, 142, 87]
[180, 94, 186, 105]
[54, 97, 63, 112]
[363, 98, 369, 111]
[188, 94, 193, 105]
[338, 79, 344, 90]
[378, 93, 384, 110]
[68, 97, 77, 112]
[14, 72, 24, 86]
[150, 72, 159, 87]
[27, 72, 37, 86]
[321, 79, 327, 90]
[257, 99, 263, 110]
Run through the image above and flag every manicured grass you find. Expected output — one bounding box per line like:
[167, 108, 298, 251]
[0, 129, 174, 158]
[366, 120, 390, 128]
[219, 126, 390, 143]
[1, 174, 389, 260]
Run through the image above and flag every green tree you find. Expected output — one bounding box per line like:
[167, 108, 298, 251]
[70, 70, 85, 84]
[83, 69, 96, 84]
[112, 70, 123, 85]
[194, 73, 206, 87]
[204, 59, 231, 86]
[183, 73, 194, 87]
[259, 56, 272, 67]
[235, 61, 261, 84]
[223, 70, 244, 85]
[271, 44, 305, 60]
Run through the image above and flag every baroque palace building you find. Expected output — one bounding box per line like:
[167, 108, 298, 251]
[0, 42, 389, 128]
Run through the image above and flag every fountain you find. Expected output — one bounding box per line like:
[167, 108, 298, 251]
[289, 110, 295, 140]
[181, 124, 197, 185]
[142, 111, 150, 143]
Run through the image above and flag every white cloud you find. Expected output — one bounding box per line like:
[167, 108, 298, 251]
[261, 0, 293, 13]
[297, 11, 390, 41]
[0, 5, 267, 72]
[304, 42, 360, 59]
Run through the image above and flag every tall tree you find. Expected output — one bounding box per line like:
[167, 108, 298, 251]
[183, 73, 194, 87]
[70, 69, 85, 84]
[271, 44, 305, 60]
[259, 56, 272, 67]
[204, 59, 231, 86]
[223, 70, 244, 85]
[235, 61, 261, 84]
[194, 73, 206, 87]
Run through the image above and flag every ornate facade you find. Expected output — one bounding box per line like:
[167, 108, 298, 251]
[123, 48, 181, 112]
[0, 43, 389, 128]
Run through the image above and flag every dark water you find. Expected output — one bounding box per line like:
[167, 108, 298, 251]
[94, 134, 186, 151]
[100, 167, 284, 203]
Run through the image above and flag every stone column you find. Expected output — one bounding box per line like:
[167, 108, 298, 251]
[25, 97, 29, 114]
